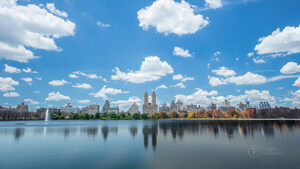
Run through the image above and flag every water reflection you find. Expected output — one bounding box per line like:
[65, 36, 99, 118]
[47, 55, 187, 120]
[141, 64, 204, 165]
[0, 120, 300, 146]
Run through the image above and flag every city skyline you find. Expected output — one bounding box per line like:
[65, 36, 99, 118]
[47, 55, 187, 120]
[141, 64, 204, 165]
[0, 0, 300, 111]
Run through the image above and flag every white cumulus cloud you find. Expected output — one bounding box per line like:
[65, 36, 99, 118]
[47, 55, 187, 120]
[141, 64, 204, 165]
[137, 0, 209, 36]
[49, 79, 68, 86]
[280, 62, 300, 74]
[111, 56, 173, 83]
[72, 83, 92, 89]
[293, 77, 300, 87]
[77, 99, 90, 104]
[254, 25, 300, 57]
[156, 84, 168, 90]
[212, 66, 236, 77]
[0, 76, 19, 91]
[173, 46, 192, 57]
[90, 85, 129, 100]
[3, 64, 21, 73]
[171, 82, 186, 88]
[0, 0, 75, 62]
[205, 0, 222, 9]
[46, 3, 68, 17]
[24, 98, 39, 105]
[45, 92, 71, 101]
[111, 96, 142, 110]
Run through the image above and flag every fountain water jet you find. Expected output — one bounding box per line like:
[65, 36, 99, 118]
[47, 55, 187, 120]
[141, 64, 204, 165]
[45, 108, 49, 122]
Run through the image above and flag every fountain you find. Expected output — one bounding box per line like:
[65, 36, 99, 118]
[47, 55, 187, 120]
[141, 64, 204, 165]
[45, 108, 49, 122]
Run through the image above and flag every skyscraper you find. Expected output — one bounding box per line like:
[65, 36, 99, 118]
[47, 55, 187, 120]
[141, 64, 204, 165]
[143, 91, 158, 114]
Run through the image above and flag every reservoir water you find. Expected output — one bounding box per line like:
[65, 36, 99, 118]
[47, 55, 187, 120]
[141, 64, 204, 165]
[0, 120, 299, 169]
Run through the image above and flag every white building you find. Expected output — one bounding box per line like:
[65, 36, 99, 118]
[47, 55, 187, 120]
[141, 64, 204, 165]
[218, 100, 236, 112]
[142, 91, 158, 114]
[82, 103, 99, 114]
[102, 100, 119, 113]
[129, 102, 139, 114]
[61, 103, 79, 113]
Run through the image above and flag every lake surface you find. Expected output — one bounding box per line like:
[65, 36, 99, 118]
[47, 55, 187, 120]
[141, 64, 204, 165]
[0, 120, 300, 169]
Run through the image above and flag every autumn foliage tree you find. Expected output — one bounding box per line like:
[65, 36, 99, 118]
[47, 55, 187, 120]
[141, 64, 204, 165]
[169, 112, 178, 118]
[188, 112, 195, 118]
[226, 109, 238, 118]
[212, 110, 223, 118]
[204, 111, 212, 118]
[195, 110, 205, 118]
[242, 109, 255, 118]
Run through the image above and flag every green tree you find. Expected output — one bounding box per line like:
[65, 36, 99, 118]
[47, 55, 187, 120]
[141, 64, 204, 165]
[108, 112, 117, 120]
[132, 113, 140, 120]
[95, 113, 100, 119]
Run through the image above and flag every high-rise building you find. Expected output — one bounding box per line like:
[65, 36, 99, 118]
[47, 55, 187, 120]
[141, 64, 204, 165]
[82, 103, 99, 114]
[102, 100, 119, 113]
[206, 102, 217, 111]
[176, 100, 183, 111]
[170, 100, 177, 112]
[187, 103, 198, 112]
[129, 102, 139, 114]
[159, 102, 170, 112]
[60, 103, 79, 113]
[142, 91, 158, 114]
[259, 102, 271, 110]
[16, 102, 28, 112]
[218, 100, 236, 112]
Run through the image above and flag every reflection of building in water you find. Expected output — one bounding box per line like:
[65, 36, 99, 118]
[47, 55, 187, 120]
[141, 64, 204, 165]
[82, 103, 99, 114]
[17, 102, 28, 112]
[61, 103, 80, 113]
[129, 103, 139, 114]
[102, 100, 119, 113]
[143, 91, 158, 114]
[218, 100, 236, 112]
[206, 102, 217, 111]
[142, 124, 158, 151]
[129, 127, 138, 138]
[259, 102, 271, 110]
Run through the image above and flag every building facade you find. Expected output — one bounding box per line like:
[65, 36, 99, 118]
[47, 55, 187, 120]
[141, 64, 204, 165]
[17, 102, 28, 112]
[102, 100, 119, 113]
[206, 102, 217, 111]
[60, 103, 79, 113]
[129, 102, 139, 114]
[142, 91, 158, 114]
[218, 100, 236, 112]
[159, 102, 170, 112]
[82, 103, 99, 114]
[259, 102, 271, 110]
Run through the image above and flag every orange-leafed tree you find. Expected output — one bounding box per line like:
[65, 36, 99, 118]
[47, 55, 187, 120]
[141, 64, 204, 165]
[170, 112, 178, 118]
[242, 109, 255, 118]
[226, 109, 238, 118]
[195, 110, 205, 118]
[212, 110, 223, 118]
[204, 111, 212, 118]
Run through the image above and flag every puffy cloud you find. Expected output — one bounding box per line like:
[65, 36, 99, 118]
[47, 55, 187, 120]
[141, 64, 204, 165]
[97, 21, 110, 27]
[205, 0, 222, 9]
[111, 96, 142, 110]
[77, 99, 90, 104]
[45, 92, 71, 101]
[293, 77, 300, 87]
[173, 74, 194, 81]
[156, 84, 168, 90]
[46, 3, 68, 17]
[254, 25, 300, 56]
[111, 56, 173, 83]
[24, 98, 39, 105]
[208, 76, 228, 86]
[175, 88, 276, 106]
[212, 66, 236, 77]
[0, 76, 19, 91]
[280, 62, 300, 74]
[3, 64, 21, 73]
[21, 77, 32, 83]
[90, 85, 129, 100]
[36, 77, 42, 80]
[209, 72, 266, 86]
[49, 79, 68, 86]
[72, 83, 92, 89]
[0, 0, 75, 62]
[3, 92, 20, 97]
[137, 0, 209, 36]
[253, 58, 266, 64]
[292, 89, 300, 98]
[267, 75, 299, 82]
[69, 74, 79, 78]
[171, 82, 186, 88]
[173, 46, 192, 58]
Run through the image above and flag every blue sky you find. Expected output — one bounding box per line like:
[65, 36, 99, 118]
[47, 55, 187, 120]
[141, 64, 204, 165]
[0, 0, 300, 111]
